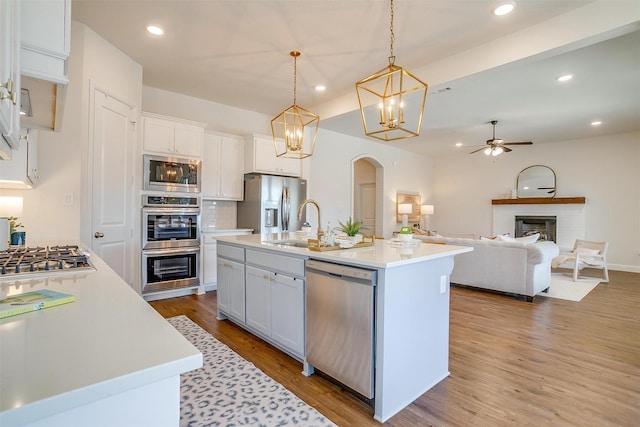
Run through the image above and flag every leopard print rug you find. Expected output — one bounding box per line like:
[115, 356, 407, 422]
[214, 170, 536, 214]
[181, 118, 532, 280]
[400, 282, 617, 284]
[168, 315, 337, 427]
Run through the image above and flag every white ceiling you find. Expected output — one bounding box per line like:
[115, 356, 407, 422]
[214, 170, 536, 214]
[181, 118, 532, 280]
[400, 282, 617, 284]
[71, 0, 640, 157]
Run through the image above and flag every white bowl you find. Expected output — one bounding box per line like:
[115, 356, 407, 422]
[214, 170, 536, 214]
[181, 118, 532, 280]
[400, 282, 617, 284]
[398, 233, 413, 242]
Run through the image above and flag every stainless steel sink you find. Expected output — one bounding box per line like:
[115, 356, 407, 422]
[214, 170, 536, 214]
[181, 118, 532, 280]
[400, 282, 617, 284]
[264, 239, 309, 248]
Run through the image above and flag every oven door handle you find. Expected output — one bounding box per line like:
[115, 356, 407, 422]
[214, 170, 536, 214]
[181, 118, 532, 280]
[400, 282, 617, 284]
[142, 246, 201, 256]
[142, 208, 201, 215]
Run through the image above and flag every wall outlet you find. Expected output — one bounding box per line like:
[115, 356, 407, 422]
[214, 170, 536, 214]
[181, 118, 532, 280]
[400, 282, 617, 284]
[63, 193, 74, 206]
[440, 275, 447, 294]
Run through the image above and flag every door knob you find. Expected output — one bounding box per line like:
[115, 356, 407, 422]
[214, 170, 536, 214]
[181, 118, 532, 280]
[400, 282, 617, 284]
[94, 232, 105, 238]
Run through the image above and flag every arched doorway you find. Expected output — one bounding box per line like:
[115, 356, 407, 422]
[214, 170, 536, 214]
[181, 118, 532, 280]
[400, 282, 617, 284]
[352, 156, 383, 237]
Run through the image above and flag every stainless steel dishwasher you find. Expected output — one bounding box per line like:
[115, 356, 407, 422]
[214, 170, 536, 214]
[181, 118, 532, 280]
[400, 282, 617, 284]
[305, 259, 377, 398]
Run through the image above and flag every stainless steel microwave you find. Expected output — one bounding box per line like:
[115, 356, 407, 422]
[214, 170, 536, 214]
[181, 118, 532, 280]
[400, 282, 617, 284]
[143, 154, 201, 193]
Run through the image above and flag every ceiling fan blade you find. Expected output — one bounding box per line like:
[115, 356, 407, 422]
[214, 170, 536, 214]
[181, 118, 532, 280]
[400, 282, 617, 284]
[503, 141, 533, 145]
[538, 187, 555, 189]
[503, 146, 513, 153]
[469, 147, 487, 154]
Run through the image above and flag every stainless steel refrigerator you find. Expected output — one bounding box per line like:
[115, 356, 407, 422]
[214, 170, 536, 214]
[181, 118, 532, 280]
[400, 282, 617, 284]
[237, 174, 307, 234]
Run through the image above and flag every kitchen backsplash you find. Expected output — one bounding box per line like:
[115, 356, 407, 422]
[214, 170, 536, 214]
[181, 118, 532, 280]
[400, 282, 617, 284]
[201, 200, 237, 230]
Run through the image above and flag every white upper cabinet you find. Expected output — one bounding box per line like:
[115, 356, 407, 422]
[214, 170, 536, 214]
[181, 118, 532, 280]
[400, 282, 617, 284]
[244, 134, 301, 177]
[1, 0, 21, 154]
[20, 0, 71, 84]
[202, 131, 244, 200]
[142, 113, 205, 158]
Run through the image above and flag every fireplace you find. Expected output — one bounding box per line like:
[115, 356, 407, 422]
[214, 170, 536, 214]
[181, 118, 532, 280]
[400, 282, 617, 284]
[515, 215, 556, 242]
[492, 198, 586, 250]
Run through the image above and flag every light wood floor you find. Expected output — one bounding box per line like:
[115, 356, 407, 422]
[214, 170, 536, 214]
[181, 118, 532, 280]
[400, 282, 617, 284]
[150, 270, 640, 426]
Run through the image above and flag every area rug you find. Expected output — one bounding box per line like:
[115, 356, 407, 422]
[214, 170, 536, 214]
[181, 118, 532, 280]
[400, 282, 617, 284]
[538, 273, 602, 302]
[167, 315, 336, 427]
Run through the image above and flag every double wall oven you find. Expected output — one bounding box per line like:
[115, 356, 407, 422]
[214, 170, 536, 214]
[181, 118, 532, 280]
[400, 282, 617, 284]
[141, 194, 200, 295]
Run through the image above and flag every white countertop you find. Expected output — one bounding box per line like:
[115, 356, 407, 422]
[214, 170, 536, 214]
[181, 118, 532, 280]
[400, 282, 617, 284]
[215, 233, 472, 269]
[0, 245, 202, 427]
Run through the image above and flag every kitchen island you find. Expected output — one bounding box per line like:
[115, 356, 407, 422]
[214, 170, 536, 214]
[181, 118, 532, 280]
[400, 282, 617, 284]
[215, 233, 472, 422]
[0, 245, 202, 427]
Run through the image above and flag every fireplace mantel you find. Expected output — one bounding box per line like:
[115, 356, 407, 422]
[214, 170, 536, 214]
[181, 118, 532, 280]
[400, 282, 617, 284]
[492, 197, 586, 205]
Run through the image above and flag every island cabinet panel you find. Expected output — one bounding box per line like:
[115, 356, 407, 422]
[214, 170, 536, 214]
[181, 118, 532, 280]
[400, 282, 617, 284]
[216, 244, 246, 323]
[245, 265, 271, 336]
[245, 264, 304, 357]
[218, 245, 306, 359]
[270, 272, 304, 355]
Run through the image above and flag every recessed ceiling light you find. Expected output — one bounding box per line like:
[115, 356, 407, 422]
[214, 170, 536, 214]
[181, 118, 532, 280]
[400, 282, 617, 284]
[591, 121, 602, 126]
[455, 142, 463, 147]
[556, 74, 573, 82]
[493, 2, 515, 16]
[314, 85, 326, 92]
[146, 25, 164, 36]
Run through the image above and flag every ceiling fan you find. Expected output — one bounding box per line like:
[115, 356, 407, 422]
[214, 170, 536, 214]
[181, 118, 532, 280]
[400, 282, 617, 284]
[469, 120, 533, 156]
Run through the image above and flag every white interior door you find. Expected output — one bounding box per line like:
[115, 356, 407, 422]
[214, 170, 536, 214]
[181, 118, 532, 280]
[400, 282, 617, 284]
[90, 88, 135, 284]
[359, 183, 376, 236]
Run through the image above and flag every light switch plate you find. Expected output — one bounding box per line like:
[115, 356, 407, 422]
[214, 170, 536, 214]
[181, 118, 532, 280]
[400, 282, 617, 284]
[440, 275, 447, 294]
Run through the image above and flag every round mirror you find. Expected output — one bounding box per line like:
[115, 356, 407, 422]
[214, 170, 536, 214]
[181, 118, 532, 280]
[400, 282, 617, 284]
[517, 165, 556, 198]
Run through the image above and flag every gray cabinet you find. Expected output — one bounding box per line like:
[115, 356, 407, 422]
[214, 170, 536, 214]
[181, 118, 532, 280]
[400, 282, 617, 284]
[245, 249, 305, 357]
[217, 242, 306, 359]
[202, 229, 252, 291]
[216, 243, 245, 323]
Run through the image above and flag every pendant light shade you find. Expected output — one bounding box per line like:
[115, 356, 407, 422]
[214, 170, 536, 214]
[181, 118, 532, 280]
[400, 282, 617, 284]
[271, 51, 319, 159]
[356, 0, 428, 142]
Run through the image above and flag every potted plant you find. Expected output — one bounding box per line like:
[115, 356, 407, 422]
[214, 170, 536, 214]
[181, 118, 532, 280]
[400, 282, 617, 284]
[8, 216, 25, 246]
[336, 217, 366, 243]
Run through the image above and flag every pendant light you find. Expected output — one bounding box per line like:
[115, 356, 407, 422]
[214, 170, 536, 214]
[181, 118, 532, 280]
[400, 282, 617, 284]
[271, 51, 319, 159]
[356, 0, 428, 141]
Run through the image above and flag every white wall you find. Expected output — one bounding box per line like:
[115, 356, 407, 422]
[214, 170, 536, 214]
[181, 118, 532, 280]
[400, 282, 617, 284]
[0, 22, 143, 247]
[309, 128, 434, 238]
[432, 131, 640, 272]
[142, 87, 435, 238]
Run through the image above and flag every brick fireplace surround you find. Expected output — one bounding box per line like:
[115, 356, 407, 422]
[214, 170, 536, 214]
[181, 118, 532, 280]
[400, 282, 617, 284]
[492, 197, 586, 251]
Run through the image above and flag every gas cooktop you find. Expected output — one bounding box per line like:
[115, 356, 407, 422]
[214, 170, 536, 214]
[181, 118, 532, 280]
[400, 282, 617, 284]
[0, 245, 96, 279]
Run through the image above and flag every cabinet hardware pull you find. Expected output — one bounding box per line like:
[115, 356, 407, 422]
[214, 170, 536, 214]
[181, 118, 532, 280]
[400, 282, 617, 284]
[0, 79, 16, 105]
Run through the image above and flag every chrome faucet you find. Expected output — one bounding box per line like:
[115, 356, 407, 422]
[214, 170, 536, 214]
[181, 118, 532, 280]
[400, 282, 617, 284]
[298, 199, 323, 241]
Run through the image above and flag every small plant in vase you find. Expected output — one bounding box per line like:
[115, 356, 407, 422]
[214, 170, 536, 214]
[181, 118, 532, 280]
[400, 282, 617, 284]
[8, 216, 25, 246]
[8, 217, 23, 235]
[336, 217, 366, 243]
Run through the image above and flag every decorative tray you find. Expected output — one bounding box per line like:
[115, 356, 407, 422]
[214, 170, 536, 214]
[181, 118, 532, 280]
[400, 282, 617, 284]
[307, 235, 375, 251]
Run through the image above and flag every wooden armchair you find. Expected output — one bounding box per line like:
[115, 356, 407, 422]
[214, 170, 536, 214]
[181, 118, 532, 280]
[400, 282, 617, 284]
[553, 239, 609, 282]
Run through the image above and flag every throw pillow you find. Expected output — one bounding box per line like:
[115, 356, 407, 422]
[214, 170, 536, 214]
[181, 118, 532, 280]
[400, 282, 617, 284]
[498, 233, 540, 244]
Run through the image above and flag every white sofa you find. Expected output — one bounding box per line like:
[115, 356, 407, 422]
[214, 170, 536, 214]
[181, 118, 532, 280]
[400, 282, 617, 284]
[414, 235, 560, 301]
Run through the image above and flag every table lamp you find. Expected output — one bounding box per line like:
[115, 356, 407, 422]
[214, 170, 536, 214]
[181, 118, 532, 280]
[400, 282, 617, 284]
[0, 196, 23, 250]
[398, 203, 412, 228]
[421, 204, 434, 230]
